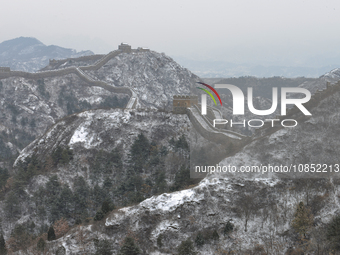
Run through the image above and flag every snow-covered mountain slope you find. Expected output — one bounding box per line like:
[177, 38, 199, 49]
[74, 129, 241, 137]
[0, 109, 192, 251]
[22, 175, 335, 254]
[84, 51, 200, 109]
[0, 46, 200, 168]
[20, 80, 340, 255]
[298, 68, 340, 93]
[0, 37, 93, 72]
[14, 80, 340, 255]
[15, 108, 190, 167]
[220, 88, 340, 179]
[4, 42, 340, 254]
[321, 68, 340, 81]
[0, 73, 127, 162]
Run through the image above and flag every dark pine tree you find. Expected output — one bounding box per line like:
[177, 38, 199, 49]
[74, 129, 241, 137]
[0, 233, 7, 255]
[224, 221, 234, 236]
[118, 237, 141, 255]
[129, 133, 150, 173]
[212, 230, 219, 241]
[327, 214, 340, 251]
[47, 226, 56, 241]
[95, 239, 113, 255]
[101, 201, 112, 214]
[195, 232, 204, 247]
[178, 238, 196, 255]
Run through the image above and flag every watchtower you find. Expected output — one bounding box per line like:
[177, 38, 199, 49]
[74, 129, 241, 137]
[49, 59, 59, 66]
[118, 43, 132, 53]
[173, 95, 198, 114]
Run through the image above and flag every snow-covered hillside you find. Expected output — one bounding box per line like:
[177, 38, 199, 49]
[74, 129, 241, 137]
[22, 78, 340, 255]
[2, 44, 340, 254]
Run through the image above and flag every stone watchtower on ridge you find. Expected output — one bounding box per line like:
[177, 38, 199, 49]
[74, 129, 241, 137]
[173, 95, 198, 114]
[49, 59, 58, 65]
[118, 43, 132, 53]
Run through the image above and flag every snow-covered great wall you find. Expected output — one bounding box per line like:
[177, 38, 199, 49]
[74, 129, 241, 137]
[0, 45, 138, 109]
[2, 42, 339, 153]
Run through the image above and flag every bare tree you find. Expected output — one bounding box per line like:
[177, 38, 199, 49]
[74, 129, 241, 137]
[236, 193, 257, 232]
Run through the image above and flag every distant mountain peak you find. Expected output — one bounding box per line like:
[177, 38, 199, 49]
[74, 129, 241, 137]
[11, 36, 44, 45]
[0, 37, 44, 51]
[320, 67, 340, 80]
[0, 37, 94, 72]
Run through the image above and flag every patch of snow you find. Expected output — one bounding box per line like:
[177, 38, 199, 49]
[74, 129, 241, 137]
[17, 104, 35, 114]
[69, 125, 102, 149]
[254, 178, 280, 187]
[79, 96, 103, 104]
[140, 189, 201, 212]
[69, 126, 88, 144]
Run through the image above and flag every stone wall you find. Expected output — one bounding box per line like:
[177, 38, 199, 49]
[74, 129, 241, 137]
[0, 44, 136, 99]
[48, 55, 104, 69]
[187, 106, 246, 150]
[81, 50, 121, 71]
[0, 67, 132, 98]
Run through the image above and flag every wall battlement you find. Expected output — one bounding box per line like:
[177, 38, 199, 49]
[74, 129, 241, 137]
[0, 67, 10, 72]
[136, 47, 150, 52]
[173, 95, 198, 99]
[47, 55, 104, 69]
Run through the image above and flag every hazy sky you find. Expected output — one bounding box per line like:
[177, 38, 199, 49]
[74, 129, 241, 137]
[1, 0, 340, 66]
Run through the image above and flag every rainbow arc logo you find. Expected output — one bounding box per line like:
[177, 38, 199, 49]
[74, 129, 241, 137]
[196, 82, 222, 106]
